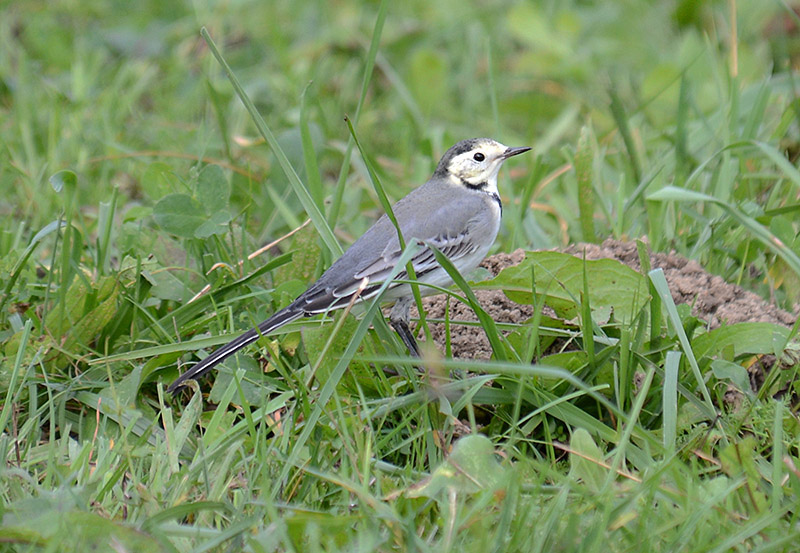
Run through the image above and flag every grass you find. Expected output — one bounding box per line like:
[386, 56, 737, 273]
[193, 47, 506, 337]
[1, 0, 800, 551]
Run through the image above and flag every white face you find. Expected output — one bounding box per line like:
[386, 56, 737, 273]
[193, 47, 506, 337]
[446, 139, 511, 192]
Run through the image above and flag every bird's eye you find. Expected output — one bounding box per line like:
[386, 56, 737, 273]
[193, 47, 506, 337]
[473, 152, 485, 162]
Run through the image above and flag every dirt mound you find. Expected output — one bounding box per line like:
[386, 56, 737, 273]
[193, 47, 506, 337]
[564, 240, 796, 328]
[413, 239, 797, 359]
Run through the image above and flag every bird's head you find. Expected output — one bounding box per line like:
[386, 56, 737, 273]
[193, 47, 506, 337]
[434, 138, 530, 192]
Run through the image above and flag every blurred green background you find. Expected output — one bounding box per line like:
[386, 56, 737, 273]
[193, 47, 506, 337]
[2, 0, 792, 253]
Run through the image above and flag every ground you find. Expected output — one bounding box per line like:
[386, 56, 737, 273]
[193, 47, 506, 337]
[415, 240, 798, 370]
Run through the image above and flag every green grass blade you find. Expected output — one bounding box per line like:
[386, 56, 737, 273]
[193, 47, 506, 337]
[647, 185, 800, 277]
[0, 320, 34, 434]
[663, 350, 680, 453]
[649, 268, 715, 417]
[605, 366, 655, 489]
[274, 240, 424, 497]
[327, 0, 388, 226]
[344, 117, 404, 250]
[608, 83, 641, 182]
[575, 125, 596, 243]
[344, 116, 433, 346]
[300, 82, 324, 210]
[426, 243, 510, 361]
[96, 186, 117, 275]
[199, 27, 342, 257]
[771, 399, 784, 512]
[0, 220, 65, 315]
[580, 256, 596, 367]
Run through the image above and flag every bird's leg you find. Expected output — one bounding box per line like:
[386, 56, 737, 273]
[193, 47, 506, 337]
[388, 297, 421, 357]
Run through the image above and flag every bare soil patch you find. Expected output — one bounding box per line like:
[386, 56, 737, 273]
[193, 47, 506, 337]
[413, 239, 797, 360]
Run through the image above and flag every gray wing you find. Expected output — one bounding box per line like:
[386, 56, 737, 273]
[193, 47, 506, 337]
[295, 180, 496, 313]
[350, 230, 476, 285]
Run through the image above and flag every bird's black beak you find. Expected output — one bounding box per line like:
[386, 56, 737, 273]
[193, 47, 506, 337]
[502, 146, 532, 159]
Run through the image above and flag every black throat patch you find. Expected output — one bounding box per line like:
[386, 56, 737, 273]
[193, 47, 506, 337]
[460, 177, 502, 213]
[459, 177, 487, 190]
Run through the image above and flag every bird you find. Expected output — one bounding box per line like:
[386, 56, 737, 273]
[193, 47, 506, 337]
[168, 138, 530, 393]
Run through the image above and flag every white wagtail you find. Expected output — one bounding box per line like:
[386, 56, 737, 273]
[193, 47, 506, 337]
[168, 138, 530, 393]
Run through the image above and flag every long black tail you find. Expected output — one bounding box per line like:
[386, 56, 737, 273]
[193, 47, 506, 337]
[167, 304, 305, 394]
